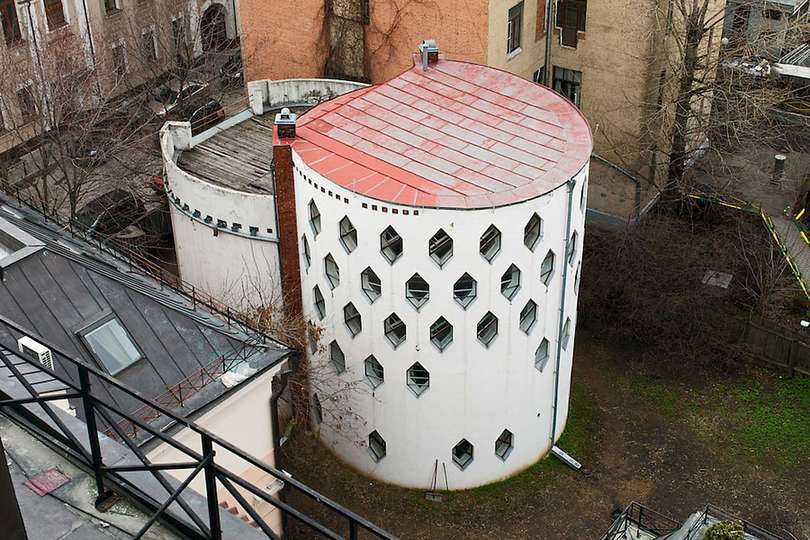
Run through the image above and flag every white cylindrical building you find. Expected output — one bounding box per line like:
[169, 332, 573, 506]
[289, 54, 592, 489]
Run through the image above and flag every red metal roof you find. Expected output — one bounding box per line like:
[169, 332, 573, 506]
[288, 56, 592, 209]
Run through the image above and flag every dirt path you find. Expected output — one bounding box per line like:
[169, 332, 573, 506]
[281, 333, 810, 539]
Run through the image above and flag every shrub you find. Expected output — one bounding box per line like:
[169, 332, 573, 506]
[704, 520, 744, 540]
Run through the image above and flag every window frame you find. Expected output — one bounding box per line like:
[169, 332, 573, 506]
[480, 225, 502, 263]
[301, 234, 311, 270]
[324, 253, 340, 289]
[361, 266, 382, 303]
[368, 430, 386, 461]
[500, 264, 522, 301]
[43, 0, 68, 32]
[364, 355, 384, 388]
[141, 26, 158, 63]
[452, 439, 474, 470]
[495, 429, 514, 460]
[308, 200, 321, 237]
[380, 226, 403, 264]
[540, 250, 555, 286]
[339, 216, 358, 253]
[507, 2, 524, 54]
[535, 338, 550, 371]
[429, 229, 453, 267]
[76, 314, 144, 376]
[343, 302, 362, 337]
[1, 0, 23, 46]
[405, 273, 430, 310]
[111, 39, 128, 79]
[430, 317, 453, 352]
[520, 300, 537, 334]
[477, 312, 499, 348]
[329, 340, 345, 374]
[567, 231, 578, 265]
[312, 285, 326, 320]
[17, 85, 37, 124]
[406, 362, 430, 397]
[552, 66, 582, 108]
[453, 273, 478, 309]
[384, 313, 406, 349]
[524, 213, 543, 251]
[561, 318, 572, 350]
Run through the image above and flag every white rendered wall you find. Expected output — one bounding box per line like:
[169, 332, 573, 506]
[147, 364, 286, 535]
[294, 150, 588, 490]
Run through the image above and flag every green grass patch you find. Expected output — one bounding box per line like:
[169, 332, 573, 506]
[466, 379, 599, 498]
[721, 376, 810, 469]
[628, 374, 684, 419]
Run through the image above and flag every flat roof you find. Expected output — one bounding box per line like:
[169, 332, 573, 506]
[289, 57, 592, 209]
[177, 117, 277, 194]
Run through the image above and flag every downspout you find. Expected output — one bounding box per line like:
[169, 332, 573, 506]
[269, 361, 294, 534]
[542, 0, 555, 86]
[78, 0, 98, 75]
[550, 177, 575, 446]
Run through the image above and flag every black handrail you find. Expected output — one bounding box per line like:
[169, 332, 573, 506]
[0, 313, 395, 540]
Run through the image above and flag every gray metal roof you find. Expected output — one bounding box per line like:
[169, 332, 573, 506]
[0, 197, 290, 418]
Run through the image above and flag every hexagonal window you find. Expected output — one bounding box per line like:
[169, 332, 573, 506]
[575, 262, 581, 293]
[405, 273, 430, 310]
[343, 302, 361, 336]
[519, 300, 537, 334]
[495, 429, 513, 460]
[329, 340, 345, 373]
[524, 213, 543, 250]
[500, 264, 521, 300]
[453, 273, 477, 309]
[368, 430, 386, 462]
[384, 313, 406, 348]
[339, 216, 357, 253]
[312, 286, 326, 320]
[308, 200, 321, 237]
[535, 338, 550, 371]
[429, 229, 453, 267]
[480, 225, 501, 262]
[406, 362, 429, 397]
[452, 439, 473, 470]
[313, 393, 323, 424]
[430, 317, 453, 352]
[380, 226, 403, 264]
[361, 267, 381, 303]
[562, 318, 572, 350]
[477, 312, 498, 347]
[567, 230, 578, 265]
[324, 253, 340, 289]
[301, 234, 311, 270]
[364, 355, 384, 388]
[540, 250, 555, 286]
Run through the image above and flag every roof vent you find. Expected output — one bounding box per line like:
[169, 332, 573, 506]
[274, 107, 297, 139]
[419, 39, 439, 70]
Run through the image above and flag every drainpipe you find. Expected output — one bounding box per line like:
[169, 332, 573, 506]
[269, 361, 293, 533]
[78, 0, 99, 81]
[542, 0, 555, 86]
[550, 177, 575, 446]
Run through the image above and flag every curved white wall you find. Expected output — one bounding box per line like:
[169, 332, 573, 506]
[295, 148, 589, 490]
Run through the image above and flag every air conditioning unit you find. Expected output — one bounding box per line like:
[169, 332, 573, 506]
[17, 336, 55, 371]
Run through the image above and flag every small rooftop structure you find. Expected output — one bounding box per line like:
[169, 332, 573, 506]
[289, 56, 591, 209]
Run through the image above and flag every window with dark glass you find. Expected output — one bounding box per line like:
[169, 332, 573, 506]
[507, 2, 523, 53]
[1, 0, 22, 45]
[556, 0, 586, 47]
[44, 0, 67, 30]
[552, 67, 582, 108]
[17, 86, 36, 124]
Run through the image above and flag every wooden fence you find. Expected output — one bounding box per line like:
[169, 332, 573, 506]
[741, 315, 810, 377]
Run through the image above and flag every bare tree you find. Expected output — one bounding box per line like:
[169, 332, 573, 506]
[644, 0, 809, 197]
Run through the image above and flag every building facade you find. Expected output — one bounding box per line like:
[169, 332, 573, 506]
[238, 0, 726, 221]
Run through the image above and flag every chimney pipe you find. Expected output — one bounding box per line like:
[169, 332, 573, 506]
[419, 39, 439, 70]
[772, 154, 786, 186]
[274, 107, 297, 139]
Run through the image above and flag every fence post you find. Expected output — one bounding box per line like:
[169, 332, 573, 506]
[79, 367, 114, 509]
[201, 434, 222, 540]
[787, 339, 797, 378]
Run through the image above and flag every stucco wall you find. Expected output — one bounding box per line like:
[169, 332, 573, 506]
[294, 147, 587, 489]
[146, 364, 286, 534]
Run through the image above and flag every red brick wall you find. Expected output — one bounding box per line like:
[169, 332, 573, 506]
[273, 143, 303, 318]
[240, 0, 489, 84]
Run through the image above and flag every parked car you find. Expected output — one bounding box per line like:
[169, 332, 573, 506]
[149, 77, 209, 117]
[75, 189, 145, 237]
[219, 55, 244, 88]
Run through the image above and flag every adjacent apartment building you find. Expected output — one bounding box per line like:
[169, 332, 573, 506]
[0, 0, 240, 157]
[238, 0, 726, 220]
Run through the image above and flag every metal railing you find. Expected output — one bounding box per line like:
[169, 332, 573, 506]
[0, 314, 395, 540]
[682, 504, 785, 540]
[601, 502, 680, 540]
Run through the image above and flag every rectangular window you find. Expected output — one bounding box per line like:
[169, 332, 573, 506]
[104, 0, 118, 13]
[172, 17, 186, 58]
[552, 66, 582, 108]
[17, 86, 36, 124]
[1, 0, 22, 45]
[79, 317, 143, 375]
[141, 28, 157, 62]
[507, 2, 523, 54]
[44, 0, 67, 30]
[111, 41, 127, 78]
[556, 0, 586, 47]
